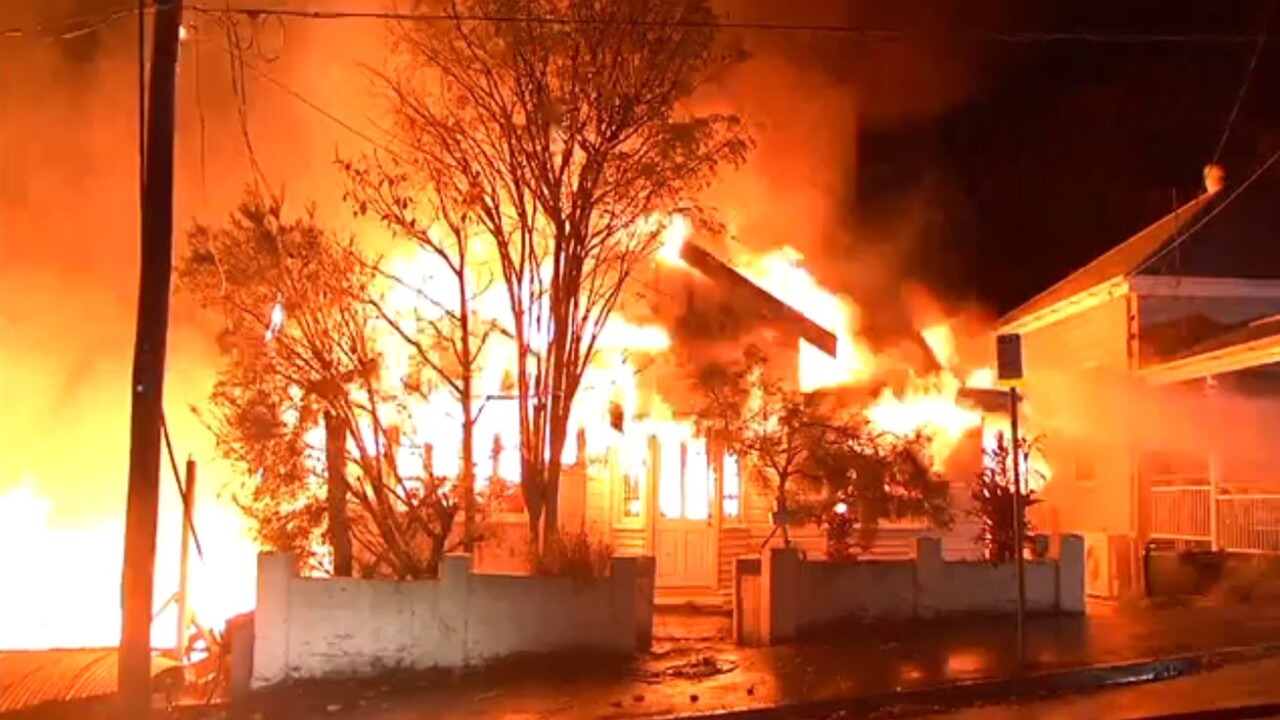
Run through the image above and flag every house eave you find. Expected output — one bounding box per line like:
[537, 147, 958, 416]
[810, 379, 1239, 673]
[999, 276, 1131, 335]
[1129, 275, 1280, 299]
[1141, 334, 1280, 385]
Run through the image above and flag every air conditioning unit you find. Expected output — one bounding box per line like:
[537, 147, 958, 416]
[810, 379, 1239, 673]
[1084, 533, 1135, 598]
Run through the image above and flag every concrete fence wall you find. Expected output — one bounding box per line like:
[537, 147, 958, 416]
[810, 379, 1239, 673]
[252, 552, 656, 688]
[737, 534, 1085, 645]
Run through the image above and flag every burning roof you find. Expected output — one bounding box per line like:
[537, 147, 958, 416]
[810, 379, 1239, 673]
[677, 238, 839, 357]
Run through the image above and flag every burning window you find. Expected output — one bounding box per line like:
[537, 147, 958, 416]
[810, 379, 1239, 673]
[622, 473, 643, 518]
[722, 453, 741, 519]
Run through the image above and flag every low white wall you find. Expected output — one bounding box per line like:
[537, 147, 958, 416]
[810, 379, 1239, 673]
[251, 552, 655, 688]
[742, 534, 1085, 645]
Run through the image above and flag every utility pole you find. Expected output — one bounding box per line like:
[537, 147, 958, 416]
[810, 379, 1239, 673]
[119, 0, 184, 717]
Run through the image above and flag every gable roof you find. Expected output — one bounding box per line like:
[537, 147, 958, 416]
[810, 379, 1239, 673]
[999, 191, 1214, 328]
[1002, 168, 1280, 331]
[1140, 171, 1280, 279]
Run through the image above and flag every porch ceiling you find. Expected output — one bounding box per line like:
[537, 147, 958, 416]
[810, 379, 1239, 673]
[1142, 314, 1280, 384]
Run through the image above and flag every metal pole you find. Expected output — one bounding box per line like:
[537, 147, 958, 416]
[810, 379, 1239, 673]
[176, 458, 196, 662]
[120, 1, 183, 716]
[1207, 377, 1221, 551]
[1010, 387, 1027, 671]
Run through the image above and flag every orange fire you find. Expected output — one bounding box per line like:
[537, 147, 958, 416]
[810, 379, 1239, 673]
[0, 479, 257, 651]
[0, 206, 1001, 652]
[660, 234, 992, 467]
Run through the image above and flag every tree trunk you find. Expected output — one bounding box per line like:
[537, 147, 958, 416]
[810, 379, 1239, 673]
[542, 412, 568, 551]
[523, 460, 545, 558]
[541, 461, 561, 550]
[459, 332, 477, 552]
[324, 411, 353, 577]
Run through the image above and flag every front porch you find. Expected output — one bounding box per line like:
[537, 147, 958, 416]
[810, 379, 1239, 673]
[471, 424, 989, 608]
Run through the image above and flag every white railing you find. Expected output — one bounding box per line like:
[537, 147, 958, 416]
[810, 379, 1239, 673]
[1148, 487, 1280, 553]
[1150, 485, 1212, 541]
[1218, 494, 1280, 554]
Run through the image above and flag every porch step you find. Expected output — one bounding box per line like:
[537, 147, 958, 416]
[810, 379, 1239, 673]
[655, 588, 729, 611]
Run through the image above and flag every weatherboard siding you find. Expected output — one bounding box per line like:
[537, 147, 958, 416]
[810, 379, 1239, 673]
[1014, 293, 1136, 538]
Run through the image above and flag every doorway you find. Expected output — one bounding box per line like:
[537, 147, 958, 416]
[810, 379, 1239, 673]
[654, 435, 717, 588]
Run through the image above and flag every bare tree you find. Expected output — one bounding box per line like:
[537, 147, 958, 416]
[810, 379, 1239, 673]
[369, 0, 752, 555]
[342, 157, 503, 551]
[181, 187, 478, 578]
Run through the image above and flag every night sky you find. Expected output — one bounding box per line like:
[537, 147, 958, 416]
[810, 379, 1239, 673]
[761, 0, 1280, 316]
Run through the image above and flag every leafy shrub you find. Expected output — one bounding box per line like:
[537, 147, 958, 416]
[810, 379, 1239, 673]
[970, 434, 1044, 563]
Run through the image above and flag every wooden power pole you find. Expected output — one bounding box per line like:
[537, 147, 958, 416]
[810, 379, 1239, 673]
[119, 0, 184, 716]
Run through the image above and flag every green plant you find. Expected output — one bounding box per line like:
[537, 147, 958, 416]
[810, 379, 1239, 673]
[970, 433, 1044, 563]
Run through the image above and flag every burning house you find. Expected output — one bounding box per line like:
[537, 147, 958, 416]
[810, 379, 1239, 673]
[355, 213, 1001, 606]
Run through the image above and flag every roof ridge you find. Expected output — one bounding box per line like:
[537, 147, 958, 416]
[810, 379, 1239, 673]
[1000, 191, 1214, 328]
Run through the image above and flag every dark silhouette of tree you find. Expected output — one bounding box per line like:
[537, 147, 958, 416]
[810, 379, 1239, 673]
[180, 187, 483, 578]
[367, 0, 753, 557]
[970, 432, 1044, 563]
[342, 157, 504, 552]
[695, 345, 952, 556]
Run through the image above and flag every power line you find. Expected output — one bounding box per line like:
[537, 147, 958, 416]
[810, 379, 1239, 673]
[202, 27, 411, 164]
[1134, 147, 1280, 276]
[0, 4, 147, 39]
[4, 4, 1269, 44]
[1212, 0, 1274, 164]
[186, 6, 1268, 44]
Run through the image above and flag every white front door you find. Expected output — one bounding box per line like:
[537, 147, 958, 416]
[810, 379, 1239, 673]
[655, 436, 717, 588]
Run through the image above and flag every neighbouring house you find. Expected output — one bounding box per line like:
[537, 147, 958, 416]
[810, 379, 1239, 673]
[472, 238, 991, 608]
[996, 165, 1280, 597]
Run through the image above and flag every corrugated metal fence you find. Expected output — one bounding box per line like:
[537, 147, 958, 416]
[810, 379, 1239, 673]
[0, 649, 179, 714]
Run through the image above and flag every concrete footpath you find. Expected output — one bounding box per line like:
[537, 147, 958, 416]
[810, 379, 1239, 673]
[919, 654, 1280, 720]
[161, 601, 1280, 720]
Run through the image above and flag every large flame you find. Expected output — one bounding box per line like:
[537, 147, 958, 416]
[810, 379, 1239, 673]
[663, 237, 992, 468]
[1, 203, 1005, 652]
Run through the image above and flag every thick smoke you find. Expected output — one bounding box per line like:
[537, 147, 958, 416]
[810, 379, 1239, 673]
[1028, 370, 1280, 485]
[670, 0, 1016, 371]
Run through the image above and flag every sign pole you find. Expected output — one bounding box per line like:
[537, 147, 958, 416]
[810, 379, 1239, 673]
[996, 333, 1027, 674]
[1010, 386, 1026, 672]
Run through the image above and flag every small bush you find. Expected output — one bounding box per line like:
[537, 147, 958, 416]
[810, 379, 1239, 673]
[532, 529, 615, 580]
